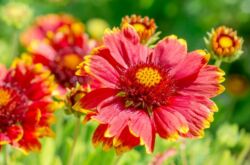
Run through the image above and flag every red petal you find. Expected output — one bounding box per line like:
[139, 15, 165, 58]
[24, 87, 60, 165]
[92, 124, 113, 151]
[114, 126, 140, 155]
[153, 107, 186, 140]
[0, 64, 7, 80]
[151, 36, 187, 68]
[24, 107, 41, 126]
[74, 88, 118, 112]
[129, 110, 155, 153]
[178, 65, 225, 98]
[167, 96, 215, 138]
[29, 42, 56, 61]
[93, 96, 122, 123]
[84, 55, 120, 88]
[171, 50, 208, 85]
[104, 26, 149, 68]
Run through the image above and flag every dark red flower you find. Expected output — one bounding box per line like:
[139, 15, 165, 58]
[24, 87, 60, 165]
[0, 61, 55, 153]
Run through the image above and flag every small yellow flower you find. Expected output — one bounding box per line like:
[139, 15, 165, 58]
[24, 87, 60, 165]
[204, 26, 243, 62]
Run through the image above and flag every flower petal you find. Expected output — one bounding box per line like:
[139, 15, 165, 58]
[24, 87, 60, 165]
[79, 54, 120, 88]
[114, 126, 140, 155]
[92, 124, 113, 151]
[0, 125, 23, 145]
[73, 88, 118, 113]
[93, 97, 122, 123]
[151, 36, 187, 68]
[167, 95, 215, 138]
[153, 107, 188, 140]
[171, 50, 209, 84]
[129, 110, 155, 153]
[104, 26, 149, 68]
[28, 41, 56, 62]
[178, 65, 225, 98]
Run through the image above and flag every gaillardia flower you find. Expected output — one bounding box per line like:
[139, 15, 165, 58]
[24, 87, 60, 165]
[121, 15, 157, 44]
[204, 26, 243, 62]
[0, 62, 55, 153]
[76, 26, 225, 154]
[21, 14, 96, 88]
[20, 14, 77, 47]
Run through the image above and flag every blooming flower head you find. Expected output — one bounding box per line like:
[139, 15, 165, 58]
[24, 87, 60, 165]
[21, 14, 96, 89]
[76, 26, 225, 154]
[204, 26, 243, 62]
[0, 60, 55, 153]
[121, 15, 157, 44]
[20, 14, 77, 46]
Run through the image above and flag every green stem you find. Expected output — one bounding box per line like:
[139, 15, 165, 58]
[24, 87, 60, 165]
[67, 117, 81, 165]
[180, 142, 187, 165]
[214, 58, 222, 67]
[4, 145, 9, 165]
[113, 154, 123, 165]
[9, 29, 19, 66]
[236, 141, 250, 165]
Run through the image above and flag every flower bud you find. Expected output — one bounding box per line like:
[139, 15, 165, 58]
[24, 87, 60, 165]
[204, 26, 243, 62]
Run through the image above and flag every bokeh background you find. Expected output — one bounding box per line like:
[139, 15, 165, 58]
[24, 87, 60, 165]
[0, 0, 250, 164]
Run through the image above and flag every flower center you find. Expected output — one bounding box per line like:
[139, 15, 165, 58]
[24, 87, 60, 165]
[135, 67, 162, 87]
[0, 86, 28, 129]
[219, 36, 233, 48]
[0, 88, 11, 106]
[118, 64, 176, 111]
[62, 53, 82, 70]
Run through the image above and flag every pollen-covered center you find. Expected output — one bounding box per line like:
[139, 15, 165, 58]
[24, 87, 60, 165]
[62, 54, 82, 70]
[135, 67, 162, 87]
[219, 36, 233, 48]
[118, 64, 176, 111]
[0, 88, 11, 106]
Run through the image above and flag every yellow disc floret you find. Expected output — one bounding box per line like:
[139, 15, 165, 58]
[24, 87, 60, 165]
[133, 23, 146, 33]
[0, 88, 11, 106]
[219, 36, 233, 48]
[136, 67, 162, 87]
[63, 54, 82, 70]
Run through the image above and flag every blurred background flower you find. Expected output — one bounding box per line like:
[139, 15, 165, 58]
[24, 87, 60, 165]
[0, 2, 33, 29]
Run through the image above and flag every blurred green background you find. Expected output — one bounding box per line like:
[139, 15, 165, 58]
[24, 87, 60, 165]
[0, 0, 250, 164]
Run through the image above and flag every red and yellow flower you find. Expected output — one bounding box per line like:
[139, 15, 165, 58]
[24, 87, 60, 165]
[0, 61, 55, 153]
[121, 15, 157, 44]
[21, 14, 96, 89]
[20, 14, 76, 46]
[75, 26, 225, 154]
[204, 26, 243, 62]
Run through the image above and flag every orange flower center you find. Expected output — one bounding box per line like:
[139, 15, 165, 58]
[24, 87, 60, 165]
[63, 54, 82, 70]
[0, 88, 11, 106]
[135, 67, 162, 87]
[219, 36, 233, 48]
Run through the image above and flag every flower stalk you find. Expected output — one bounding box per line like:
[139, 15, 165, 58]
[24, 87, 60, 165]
[67, 116, 81, 165]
